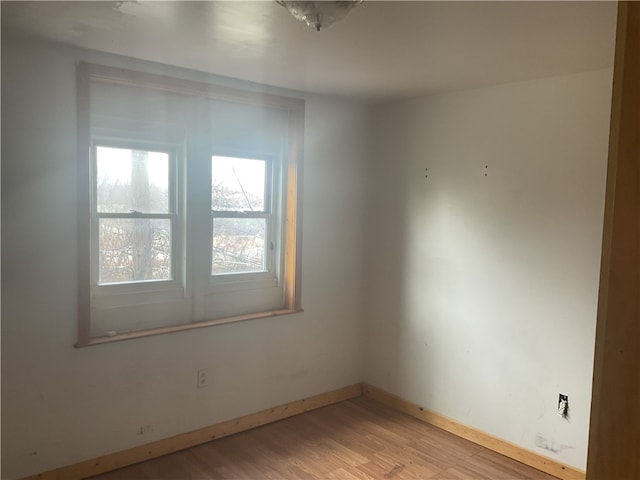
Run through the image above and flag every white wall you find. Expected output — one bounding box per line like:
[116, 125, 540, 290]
[0, 37, 369, 480]
[365, 70, 612, 470]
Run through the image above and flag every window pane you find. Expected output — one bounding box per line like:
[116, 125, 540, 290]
[99, 218, 172, 284]
[212, 156, 266, 212]
[212, 218, 266, 275]
[97, 146, 170, 214]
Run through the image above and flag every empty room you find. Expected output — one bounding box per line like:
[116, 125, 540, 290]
[2, 1, 639, 479]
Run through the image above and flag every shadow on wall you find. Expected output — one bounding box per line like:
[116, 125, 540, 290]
[363, 100, 425, 398]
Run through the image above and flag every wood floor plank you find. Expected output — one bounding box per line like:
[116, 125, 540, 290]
[326, 467, 369, 480]
[89, 398, 560, 480]
[432, 449, 560, 480]
[196, 435, 283, 479]
[237, 426, 324, 478]
[415, 424, 485, 457]
[371, 447, 444, 478]
[321, 426, 386, 459]
[357, 458, 423, 480]
[468, 449, 559, 480]
[137, 450, 212, 480]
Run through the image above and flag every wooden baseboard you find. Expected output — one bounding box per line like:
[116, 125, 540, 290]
[22, 383, 362, 480]
[362, 383, 585, 480]
[21, 382, 585, 480]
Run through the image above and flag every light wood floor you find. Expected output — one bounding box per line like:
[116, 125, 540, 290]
[89, 397, 559, 480]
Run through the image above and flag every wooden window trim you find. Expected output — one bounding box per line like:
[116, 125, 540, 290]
[83, 309, 302, 347]
[76, 62, 304, 347]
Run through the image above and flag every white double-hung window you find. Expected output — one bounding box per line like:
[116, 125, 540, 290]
[77, 63, 304, 346]
[95, 144, 178, 286]
[211, 154, 272, 277]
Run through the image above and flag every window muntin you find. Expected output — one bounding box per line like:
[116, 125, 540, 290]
[93, 144, 178, 286]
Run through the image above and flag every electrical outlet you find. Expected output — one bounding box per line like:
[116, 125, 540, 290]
[558, 394, 569, 418]
[197, 369, 210, 388]
[137, 425, 153, 435]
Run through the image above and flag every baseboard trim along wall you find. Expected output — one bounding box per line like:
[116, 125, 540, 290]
[21, 384, 363, 480]
[23, 382, 586, 480]
[361, 383, 586, 480]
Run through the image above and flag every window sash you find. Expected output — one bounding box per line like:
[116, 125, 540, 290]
[211, 211, 270, 219]
[211, 154, 273, 215]
[210, 152, 278, 278]
[210, 214, 274, 277]
[91, 141, 182, 291]
[99, 212, 175, 219]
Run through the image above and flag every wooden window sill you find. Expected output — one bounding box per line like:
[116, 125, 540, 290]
[75, 308, 304, 347]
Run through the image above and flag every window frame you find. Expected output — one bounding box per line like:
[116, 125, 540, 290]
[91, 140, 182, 292]
[76, 62, 305, 347]
[209, 150, 279, 284]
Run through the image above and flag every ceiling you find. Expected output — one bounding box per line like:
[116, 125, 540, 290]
[1, 1, 618, 102]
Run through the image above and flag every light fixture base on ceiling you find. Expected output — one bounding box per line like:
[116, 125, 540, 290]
[276, 1, 363, 32]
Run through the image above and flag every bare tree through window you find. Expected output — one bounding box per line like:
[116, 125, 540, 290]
[96, 146, 172, 284]
[211, 156, 268, 275]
